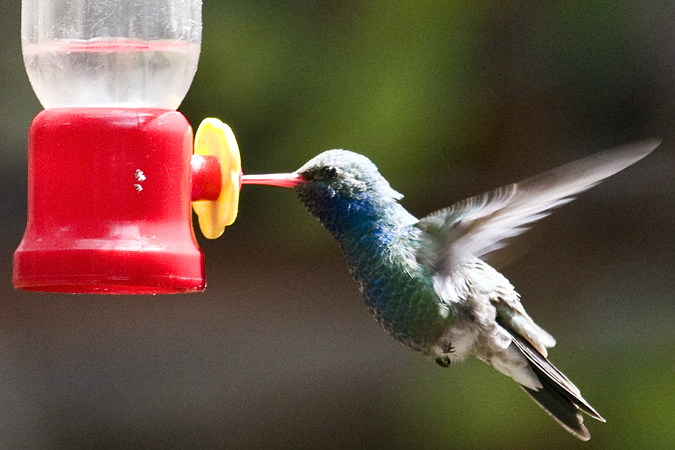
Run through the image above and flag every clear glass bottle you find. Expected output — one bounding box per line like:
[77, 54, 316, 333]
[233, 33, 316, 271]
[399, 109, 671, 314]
[22, 0, 202, 110]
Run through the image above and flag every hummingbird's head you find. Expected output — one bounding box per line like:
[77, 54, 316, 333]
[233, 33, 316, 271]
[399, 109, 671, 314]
[242, 150, 405, 234]
[294, 149, 403, 202]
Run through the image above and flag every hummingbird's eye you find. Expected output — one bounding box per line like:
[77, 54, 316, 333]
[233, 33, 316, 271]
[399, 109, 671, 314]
[321, 165, 338, 180]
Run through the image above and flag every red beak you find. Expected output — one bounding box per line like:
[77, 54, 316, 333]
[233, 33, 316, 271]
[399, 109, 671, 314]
[241, 173, 304, 188]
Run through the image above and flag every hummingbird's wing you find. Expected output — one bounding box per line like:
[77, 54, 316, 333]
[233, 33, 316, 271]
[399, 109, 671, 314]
[415, 140, 658, 277]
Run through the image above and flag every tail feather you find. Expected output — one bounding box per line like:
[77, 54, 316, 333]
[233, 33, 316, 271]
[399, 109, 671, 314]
[506, 329, 605, 441]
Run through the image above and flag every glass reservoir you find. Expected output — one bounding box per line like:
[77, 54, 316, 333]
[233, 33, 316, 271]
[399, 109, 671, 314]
[22, 0, 201, 109]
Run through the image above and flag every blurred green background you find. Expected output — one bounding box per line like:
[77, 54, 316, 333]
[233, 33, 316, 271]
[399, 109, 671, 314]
[1, 1, 674, 449]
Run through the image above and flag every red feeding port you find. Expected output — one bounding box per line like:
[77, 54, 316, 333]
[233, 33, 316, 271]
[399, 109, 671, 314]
[13, 108, 206, 294]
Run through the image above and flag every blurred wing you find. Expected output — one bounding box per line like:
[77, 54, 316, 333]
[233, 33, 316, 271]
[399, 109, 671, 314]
[416, 140, 658, 276]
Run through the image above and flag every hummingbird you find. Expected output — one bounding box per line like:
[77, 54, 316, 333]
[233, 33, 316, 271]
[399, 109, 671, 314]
[241, 140, 658, 440]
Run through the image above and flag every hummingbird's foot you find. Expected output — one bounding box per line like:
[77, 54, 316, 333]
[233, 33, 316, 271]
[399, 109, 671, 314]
[442, 342, 455, 354]
[435, 356, 451, 367]
[435, 342, 455, 367]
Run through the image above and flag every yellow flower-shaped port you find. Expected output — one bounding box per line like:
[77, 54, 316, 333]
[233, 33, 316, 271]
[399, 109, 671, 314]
[192, 118, 242, 239]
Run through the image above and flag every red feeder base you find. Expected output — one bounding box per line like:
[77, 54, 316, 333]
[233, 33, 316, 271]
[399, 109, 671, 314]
[13, 108, 205, 294]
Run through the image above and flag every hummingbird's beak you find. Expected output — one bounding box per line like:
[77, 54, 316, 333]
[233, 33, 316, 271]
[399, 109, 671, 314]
[241, 172, 304, 188]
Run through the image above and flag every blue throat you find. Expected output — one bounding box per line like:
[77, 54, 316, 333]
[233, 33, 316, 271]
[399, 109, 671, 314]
[298, 188, 449, 349]
[303, 187, 411, 244]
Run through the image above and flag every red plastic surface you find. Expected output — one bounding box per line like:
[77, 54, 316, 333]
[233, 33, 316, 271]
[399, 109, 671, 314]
[13, 108, 205, 294]
[191, 155, 222, 201]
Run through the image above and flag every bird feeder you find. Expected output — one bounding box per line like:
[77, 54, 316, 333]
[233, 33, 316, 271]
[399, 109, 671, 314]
[14, 0, 241, 294]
